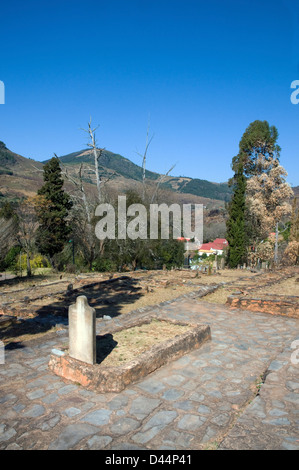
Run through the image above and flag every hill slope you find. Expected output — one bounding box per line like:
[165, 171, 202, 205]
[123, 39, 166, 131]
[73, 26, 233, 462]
[0, 142, 44, 200]
[0, 141, 231, 210]
[56, 148, 232, 201]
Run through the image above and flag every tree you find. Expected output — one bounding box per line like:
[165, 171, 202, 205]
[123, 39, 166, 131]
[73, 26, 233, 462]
[284, 197, 299, 265]
[226, 159, 247, 268]
[289, 197, 299, 243]
[0, 203, 18, 271]
[246, 156, 293, 262]
[81, 118, 104, 203]
[232, 120, 281, 178]
[35, 157, 73, 267]
[15, 197, 39, 276]
[230, 120, 293, 266]
[60, 160, 98, 270]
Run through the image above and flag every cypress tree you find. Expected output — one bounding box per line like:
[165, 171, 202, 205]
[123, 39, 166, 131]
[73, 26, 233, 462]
[226, 159, 247, 268]
[36, 156, 73, 266]
[231, 120, 281, 177]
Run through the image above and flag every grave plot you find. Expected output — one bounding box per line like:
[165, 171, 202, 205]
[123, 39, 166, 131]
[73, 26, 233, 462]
[49, 296, 211, 392]
[226, 270, 299, 318]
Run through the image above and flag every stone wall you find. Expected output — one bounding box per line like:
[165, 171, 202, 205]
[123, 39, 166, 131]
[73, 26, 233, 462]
[226, 294, 299, 319]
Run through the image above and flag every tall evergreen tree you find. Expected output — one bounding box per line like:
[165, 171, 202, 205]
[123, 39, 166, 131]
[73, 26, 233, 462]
[226, 159, 247, 268]
[35, 157, 73, 266]
[231, 120, 281, 178]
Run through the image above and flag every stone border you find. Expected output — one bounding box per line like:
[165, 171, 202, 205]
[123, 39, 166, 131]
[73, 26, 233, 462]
[226, 294, 299, 319]
[231, 271, 296, 293]
[48, 316, 211, 393]
[226, 271, 299, 319]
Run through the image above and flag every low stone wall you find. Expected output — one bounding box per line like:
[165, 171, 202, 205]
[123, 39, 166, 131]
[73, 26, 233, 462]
[226, 294, 299, 319]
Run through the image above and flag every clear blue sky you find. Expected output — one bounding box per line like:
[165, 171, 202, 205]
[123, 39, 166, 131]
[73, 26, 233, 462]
[0, 0, 298, 185]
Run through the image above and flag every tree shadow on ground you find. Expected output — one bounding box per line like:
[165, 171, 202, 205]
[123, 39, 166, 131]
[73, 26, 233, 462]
[0, 273, 54, 289]
[0, 276, 144, 349]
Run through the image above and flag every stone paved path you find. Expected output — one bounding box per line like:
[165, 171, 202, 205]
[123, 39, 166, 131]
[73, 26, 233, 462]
[0, 298, 298, 450]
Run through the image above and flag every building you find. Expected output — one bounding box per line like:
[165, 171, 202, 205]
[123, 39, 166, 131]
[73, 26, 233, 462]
[198, 238, 229, 257]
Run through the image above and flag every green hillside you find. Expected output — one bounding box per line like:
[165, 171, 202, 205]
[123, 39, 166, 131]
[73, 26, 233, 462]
[55, 149, 232, 201]
[179, 178, 232, 202]
[56, 149, 160, 182]
[0, 141, 16, 169]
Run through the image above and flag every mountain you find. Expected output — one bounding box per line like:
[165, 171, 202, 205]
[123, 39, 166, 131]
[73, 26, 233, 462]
[0, 141, 44, 200]
[163, 177, 232, 202]
[56, 148, 232, 202]
[292, 186, 299, 198]
[0, 142, 229, 219]
[55, 149, 160, 183]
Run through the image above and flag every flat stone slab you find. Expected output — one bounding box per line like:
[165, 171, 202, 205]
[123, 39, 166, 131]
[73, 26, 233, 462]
[48, 316, 211, 392]
[0, 315, 17, 329]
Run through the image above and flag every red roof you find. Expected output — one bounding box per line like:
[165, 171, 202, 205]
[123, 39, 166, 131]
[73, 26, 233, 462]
[199, 238, 229, 251]
[214, 238, 228, 245]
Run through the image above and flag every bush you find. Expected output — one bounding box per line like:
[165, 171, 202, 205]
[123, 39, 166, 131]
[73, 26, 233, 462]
[65, 263, 77, 274]
[4, 245, 21, 270]
[92, 258, 117, 272]
[31, 254, 50, 269]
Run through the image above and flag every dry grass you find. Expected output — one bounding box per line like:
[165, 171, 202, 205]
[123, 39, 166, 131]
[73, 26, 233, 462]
[96, 319, 190, 366]
[200, 274, 299, 304]
[257, 277, 299, 296]
[117, 285, 203, 314]
[197, 286, 235, 304]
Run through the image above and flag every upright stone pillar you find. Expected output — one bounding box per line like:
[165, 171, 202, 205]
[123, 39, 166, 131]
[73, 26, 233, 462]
[69, 296, 96, 365]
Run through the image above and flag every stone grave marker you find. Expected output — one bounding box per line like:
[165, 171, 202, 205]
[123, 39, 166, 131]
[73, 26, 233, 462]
[68, 295, 96, 365]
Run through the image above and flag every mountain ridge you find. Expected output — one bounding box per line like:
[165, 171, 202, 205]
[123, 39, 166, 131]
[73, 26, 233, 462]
[53, 148, 232, 201]
[1, 142, 298, 205]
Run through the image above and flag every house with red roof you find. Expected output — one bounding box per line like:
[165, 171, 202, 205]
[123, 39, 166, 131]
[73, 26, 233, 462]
[198, 238, 229, 256]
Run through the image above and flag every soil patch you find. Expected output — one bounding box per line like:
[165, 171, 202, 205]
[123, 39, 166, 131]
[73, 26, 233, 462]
[95, 319, 191, 366]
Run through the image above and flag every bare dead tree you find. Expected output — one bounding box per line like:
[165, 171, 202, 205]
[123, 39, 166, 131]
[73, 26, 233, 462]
[59, 158, 92, 224]
[135, 120, 176, 204]
[151, 163, 176, 204]
[135, 119, 154, 202]
[81, 118, 104, 203]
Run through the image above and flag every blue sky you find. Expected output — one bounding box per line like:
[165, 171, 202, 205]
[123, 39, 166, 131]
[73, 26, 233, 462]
[0, 0, 298, 185]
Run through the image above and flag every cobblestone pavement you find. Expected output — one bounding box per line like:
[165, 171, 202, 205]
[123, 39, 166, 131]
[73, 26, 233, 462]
[0, 298, 298, 450]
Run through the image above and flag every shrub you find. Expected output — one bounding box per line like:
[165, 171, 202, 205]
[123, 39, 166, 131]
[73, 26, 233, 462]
[92, 258, 117, 272]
